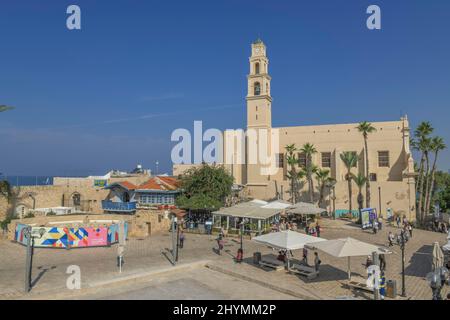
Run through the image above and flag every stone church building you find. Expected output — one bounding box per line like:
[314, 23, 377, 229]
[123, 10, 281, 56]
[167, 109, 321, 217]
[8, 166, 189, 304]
[174, 39, 417, 221]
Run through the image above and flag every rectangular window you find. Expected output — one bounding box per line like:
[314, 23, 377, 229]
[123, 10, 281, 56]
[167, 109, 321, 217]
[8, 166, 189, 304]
[378, 151, 390, 167]
[276, 153, 284, 168]
[370, 173, 377, 181]
[298, 152, 307, 168]
[321, 152, 331, 168]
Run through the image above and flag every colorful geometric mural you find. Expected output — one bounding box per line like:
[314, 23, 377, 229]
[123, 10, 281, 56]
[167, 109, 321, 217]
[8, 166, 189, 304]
[15, 223, 127, 249]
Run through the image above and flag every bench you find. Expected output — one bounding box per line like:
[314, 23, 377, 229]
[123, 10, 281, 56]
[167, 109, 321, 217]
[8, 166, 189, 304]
[289, 263, 319, 279]
[345, 280, 374, 293]
[258, 257, 285, 271]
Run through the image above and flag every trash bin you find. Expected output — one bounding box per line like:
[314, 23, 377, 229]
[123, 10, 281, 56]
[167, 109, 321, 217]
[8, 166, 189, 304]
[253, 252, 261, 264]
[386, 280, 397, 298]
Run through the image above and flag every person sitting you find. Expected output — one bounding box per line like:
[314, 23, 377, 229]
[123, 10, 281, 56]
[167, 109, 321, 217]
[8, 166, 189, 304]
[277, 250, 286, 262]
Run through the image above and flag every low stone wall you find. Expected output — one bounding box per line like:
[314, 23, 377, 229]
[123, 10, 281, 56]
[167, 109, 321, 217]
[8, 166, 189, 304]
[6, 210, 171, 241]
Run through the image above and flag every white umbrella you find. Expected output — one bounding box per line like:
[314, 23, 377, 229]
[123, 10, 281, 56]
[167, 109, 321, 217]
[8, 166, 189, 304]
[253, 230, 326, 251]
[432, 241, 444, 271]
[305, 237, 392, 279]
[253, 230, 327, 270]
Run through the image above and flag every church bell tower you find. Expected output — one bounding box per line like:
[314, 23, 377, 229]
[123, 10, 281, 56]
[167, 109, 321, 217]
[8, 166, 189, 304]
[247, 39, 272, 129]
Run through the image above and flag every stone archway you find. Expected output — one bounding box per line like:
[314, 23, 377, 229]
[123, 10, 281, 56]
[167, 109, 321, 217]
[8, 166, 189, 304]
[71, 192, 81, 207]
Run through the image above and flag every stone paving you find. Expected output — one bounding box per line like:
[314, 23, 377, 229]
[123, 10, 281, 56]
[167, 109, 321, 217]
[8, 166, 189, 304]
[0, 218, 448, 300]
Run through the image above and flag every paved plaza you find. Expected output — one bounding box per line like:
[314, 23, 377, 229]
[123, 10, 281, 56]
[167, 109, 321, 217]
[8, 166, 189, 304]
[0, 218, 448, 300]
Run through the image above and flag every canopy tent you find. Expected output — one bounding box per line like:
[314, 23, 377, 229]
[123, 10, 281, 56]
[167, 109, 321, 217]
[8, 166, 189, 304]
[261, 200, 292, 210]
[212, 200, 285, 234]
[432, 241, 445, 270]
[286, 202, 326, 216]
[443, 241, 450, 252]
[252, 230, 326, 251]
[305, 237, 392, 279]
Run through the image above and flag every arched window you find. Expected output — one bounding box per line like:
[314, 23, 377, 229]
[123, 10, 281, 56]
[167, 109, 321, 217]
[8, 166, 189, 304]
[266, 83, 269, 94]
[255, 63, 260, 74]
[254, 82, 261, 96]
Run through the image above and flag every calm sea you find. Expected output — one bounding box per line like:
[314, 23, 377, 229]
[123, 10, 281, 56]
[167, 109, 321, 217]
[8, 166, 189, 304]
[2, 176, 54, 186]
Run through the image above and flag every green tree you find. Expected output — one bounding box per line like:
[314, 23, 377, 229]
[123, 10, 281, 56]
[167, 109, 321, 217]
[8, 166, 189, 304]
[425, 137, 446, 215]
[356, 121, 376, 208]
[315, 168, 335, 209]
[433, 171, 450, 213]
[175, 163, 234, 210]
[340, 151, 358, 216]
[285, 144, 298, 204]
[353, 173, 368, 224]
[0, 105, 14, 113]
[413, 121, 434, 223]
[0, 180, 12, 202]
[300, 143, 317, 203]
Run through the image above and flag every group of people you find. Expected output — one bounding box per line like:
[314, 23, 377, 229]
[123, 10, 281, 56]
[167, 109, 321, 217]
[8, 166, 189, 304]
[271, 219, 298, 232]
[370, 217, 383, 234]
[305, 224, 321, 237]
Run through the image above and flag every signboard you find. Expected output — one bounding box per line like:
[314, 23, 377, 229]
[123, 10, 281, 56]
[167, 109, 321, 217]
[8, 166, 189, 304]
[361, 208, 377, 229]
[94, 179, 108, 187]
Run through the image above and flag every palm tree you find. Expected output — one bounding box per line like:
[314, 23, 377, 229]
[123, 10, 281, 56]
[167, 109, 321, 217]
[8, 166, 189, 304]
[353, 173, 368, 224]
[285, 144, 298, 204]
[356, 121, 376, 208]
[0, 105, 14, 113]
[340, 152, 359, 217]
[315, 168, 335, 209]
[300, 143, 317, 203]
[413, 121, 434, 223]
[425, 137, 446, 215]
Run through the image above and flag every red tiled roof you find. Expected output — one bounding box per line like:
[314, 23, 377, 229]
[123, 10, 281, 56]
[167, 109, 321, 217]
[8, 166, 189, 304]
[137, 176, 179, 191]
[118, 181, 137, 190]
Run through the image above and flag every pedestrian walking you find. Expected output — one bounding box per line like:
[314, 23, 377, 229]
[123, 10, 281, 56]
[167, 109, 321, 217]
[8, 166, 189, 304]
[379, 253, 386, 272]
[302, 247, 308, 265]
[378, 218, 383, 231]
[179, 230, 185, 248]
[388, 232, 394, 246]
[408, 224, 413, 238]
[373, 220, 378, 234]
[316, 224, 321, 238]
[217, 234, 224, 255]
[396, 216, 401, 228]
[314, 252, 321, 272]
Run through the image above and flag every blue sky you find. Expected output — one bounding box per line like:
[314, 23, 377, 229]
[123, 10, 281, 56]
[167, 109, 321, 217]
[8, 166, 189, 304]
[0, 0, 449, 176]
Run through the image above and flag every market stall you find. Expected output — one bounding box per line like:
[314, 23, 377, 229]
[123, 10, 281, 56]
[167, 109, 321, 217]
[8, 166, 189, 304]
[212, 200, 285, 235]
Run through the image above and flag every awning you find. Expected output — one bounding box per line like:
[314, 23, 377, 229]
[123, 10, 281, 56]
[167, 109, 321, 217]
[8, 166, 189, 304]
[212, 200, 283, 220]
[286, 202, 326, 215]
[253, 230, 326, 250]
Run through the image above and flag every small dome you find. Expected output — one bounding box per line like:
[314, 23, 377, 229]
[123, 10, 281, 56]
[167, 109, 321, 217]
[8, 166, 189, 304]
[253, 38, 264, 45]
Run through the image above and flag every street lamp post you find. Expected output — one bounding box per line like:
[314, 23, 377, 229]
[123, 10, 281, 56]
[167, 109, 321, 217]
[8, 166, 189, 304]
[329, 185, 336, 220]
[399, 230, 407, 297]
[23, 227, 45, 292]
[237, 218, 246, 263]
[378, 186, 382, 218]
[171, 216, 177, 265]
